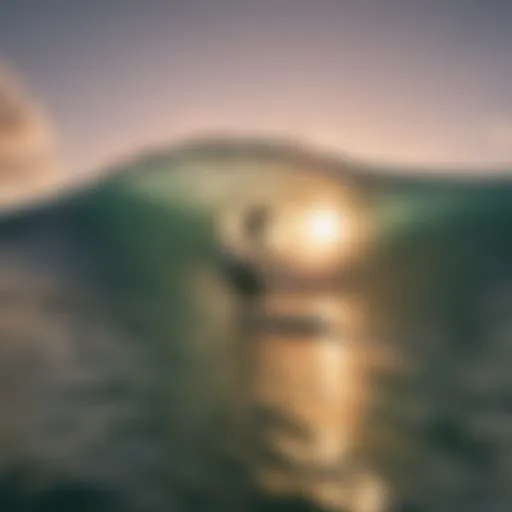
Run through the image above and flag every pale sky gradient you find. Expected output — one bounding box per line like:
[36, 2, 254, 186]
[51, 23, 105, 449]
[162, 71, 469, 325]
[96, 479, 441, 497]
[2, 0, 512, 173]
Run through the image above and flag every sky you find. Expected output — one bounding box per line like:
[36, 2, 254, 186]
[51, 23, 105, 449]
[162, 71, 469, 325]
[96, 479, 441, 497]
[2, 0, 512, 173]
